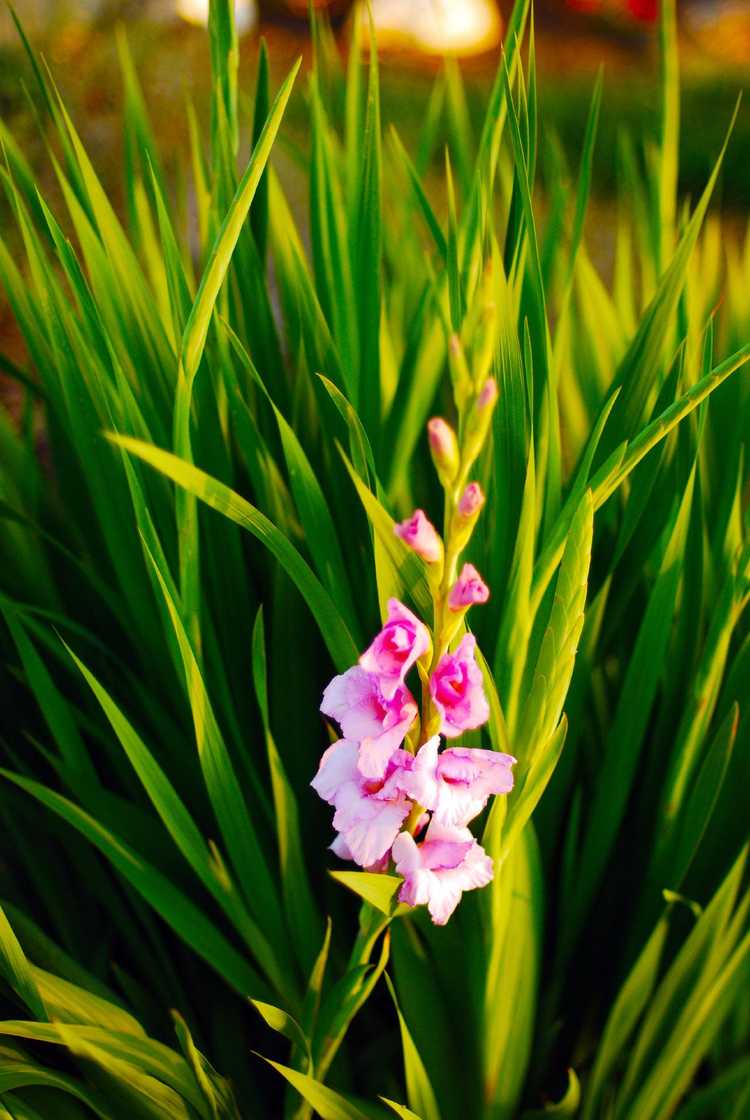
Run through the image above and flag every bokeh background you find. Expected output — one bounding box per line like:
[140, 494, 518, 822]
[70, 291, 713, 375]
[1, 0, 748, 402]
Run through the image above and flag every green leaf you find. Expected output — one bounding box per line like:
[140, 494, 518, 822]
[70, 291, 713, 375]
[521, 1069, 580, 1117]
[481, 825, 543, 1120]
[249, 1001, 311, 1070]
[226, 329, 360, 641]
[583, 914, 670, 1120]
[0, 1022, 209, 1117]
[0, 903, 45, 1022]
[380, 1101, 423, 1120]
[180, 57, 300, 383]
[0, 1052, 110, 1116]
[329, 873, 403, 917]
[384, 975, 441, 1120]
[0, 770, 267, 1000]
[565, 466, 695, 952]
[257, 1055, 373, 1120]
[661, 701, 739, 890]
[605, 99, 740, 448]
[352, 1, 382, 429]
[251, 609, 322, 975]
[139, 537, 293, 1003]
[65, 640, 277, 975]
[339, 447, 432, 619]
[108, 434, 358, 671]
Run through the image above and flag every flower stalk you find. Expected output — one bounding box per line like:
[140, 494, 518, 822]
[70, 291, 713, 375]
[312, 364, 513, 926]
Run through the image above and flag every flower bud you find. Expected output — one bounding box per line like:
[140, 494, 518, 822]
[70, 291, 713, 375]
[394, 510, 443, 564]
[448, 563, 490, 611]
[478, 378, 498, 410]
[457, 482, 485, 519]
[463, 377, 498, 472]
[427, 418, 460, 487]
[451, 483, 485, 552]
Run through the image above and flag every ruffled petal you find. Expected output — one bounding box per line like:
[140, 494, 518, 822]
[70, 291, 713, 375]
[338, 799, 410, 867]
[360, 599, 431, 699]
[424, 878, 464, 925]
[429, 747, 516, 825]
[357, 694, 418, 780]
[329, 833, 354, 860]
[310, 739, 360, 804]
[392, 735, 440, 807]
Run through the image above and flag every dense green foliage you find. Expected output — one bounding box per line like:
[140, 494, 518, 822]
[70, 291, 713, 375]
[0, 1, 748, 1116]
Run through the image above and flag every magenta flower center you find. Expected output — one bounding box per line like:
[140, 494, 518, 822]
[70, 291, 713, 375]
[435, 665, 465, 703]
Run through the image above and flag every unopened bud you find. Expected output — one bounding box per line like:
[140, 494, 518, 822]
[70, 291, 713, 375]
[451, 482, 485, 551]
[448, 563, 490, 611]
[457, 482, 485, 519]
[427, 418, 460, 486]
[394, 509, 444, 564]
[463, 378, 498, 472]
[478, 377, 498, 410]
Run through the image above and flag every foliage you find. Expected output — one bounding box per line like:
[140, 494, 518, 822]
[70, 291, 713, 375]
[0, 0, 748, 1116]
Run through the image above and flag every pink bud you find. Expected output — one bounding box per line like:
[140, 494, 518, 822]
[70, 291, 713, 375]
[478, 378, 498, 409]
[428, 418, 455, 457]
[448, 564, 490, 611]
[457, 483, 485, 519]
[394, 510, 443, 564]
[427, 418, 459, 483]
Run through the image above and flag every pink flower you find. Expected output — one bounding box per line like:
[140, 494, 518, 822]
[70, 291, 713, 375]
[394, 510, 443, 564]
[311, 740, 411, 868]
[320, 667, 418, 779]
[360, 599, 431, 700]
[392, 820, 494, 925]
[457, 482, 485, 519]
[400, 736, 515, 826]
[448, 563, 490, 611]
[430, 634, 489, 738]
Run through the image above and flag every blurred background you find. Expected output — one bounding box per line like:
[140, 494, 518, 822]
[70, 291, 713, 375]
[0, 0, 748, 391]
[2, 0, 747, 194]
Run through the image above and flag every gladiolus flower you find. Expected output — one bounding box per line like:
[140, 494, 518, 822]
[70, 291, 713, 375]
[448, 563, 490, 610]
[394, 510, 443, 564]
[320, 667, 418, 779]
[360, 598, 431, 699]
[430, 634, 489, 738]
[311, 740, 411, 868]
[400, 736, 515, 826]
[392, 820, 494, 925]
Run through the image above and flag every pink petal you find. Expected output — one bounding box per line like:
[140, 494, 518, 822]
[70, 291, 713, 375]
[337, 799, 410, 867]
[419, 838, 473, 871]
[448, 563, 490, 610]
[357, 691, 418, 780]
[391, 830, 422, 876]
[394, 735, 440, 807]
[329, 833, 354, 860]
[359, 599, 431, 699]
[394, 510, 443, 563]
[394, 819, 495, 924]
[430, 634, 489, 738]
[310, 740, 360, 804]
[424, 878, 464, 925]
[320, 667, 383, 738]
